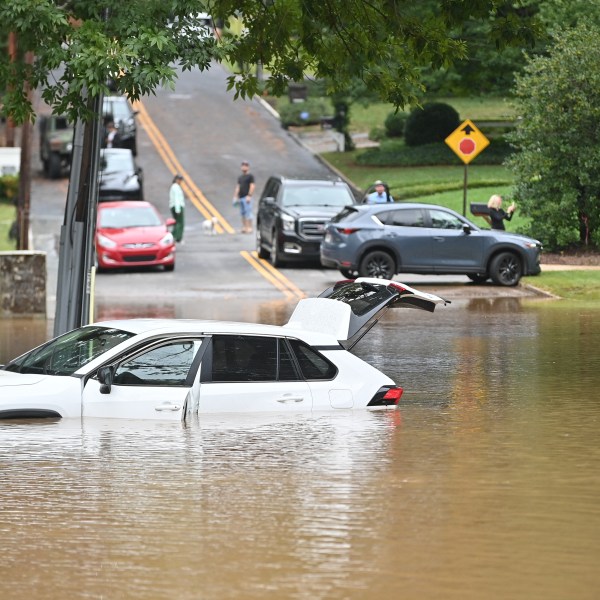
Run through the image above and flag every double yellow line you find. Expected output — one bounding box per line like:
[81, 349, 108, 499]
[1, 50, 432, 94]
[134, 100, 234, 234]
[135, 99, 305, 300]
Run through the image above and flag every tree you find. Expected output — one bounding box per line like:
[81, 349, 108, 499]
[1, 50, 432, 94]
[0, 0, 540, 125]
[507, 25, 600, 249]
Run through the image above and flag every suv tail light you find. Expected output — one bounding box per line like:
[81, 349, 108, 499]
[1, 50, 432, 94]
[335, 226, 361, 235]
[367, 385, 403, 407]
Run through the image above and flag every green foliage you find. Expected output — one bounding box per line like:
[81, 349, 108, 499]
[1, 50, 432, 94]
[0, 175, 19, 204]
[384, 112, 407, 138]
[278, 99, 330, 127]
[507, 24, 600, 250]
[357, 138, 513, 167]
[404, 102, 460, 146]
[0, 0, 541, 124]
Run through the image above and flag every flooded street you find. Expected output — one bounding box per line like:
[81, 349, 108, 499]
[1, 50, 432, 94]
[1, 298, 599, 599]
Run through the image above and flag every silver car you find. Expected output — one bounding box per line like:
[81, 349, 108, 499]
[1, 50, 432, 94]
[320, 202, 542, 286]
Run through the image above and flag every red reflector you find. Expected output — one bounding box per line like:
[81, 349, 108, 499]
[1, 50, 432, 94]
[383, 387, 403, 404]
[336, 227, 360, 235]
[389, 282, 407, 292]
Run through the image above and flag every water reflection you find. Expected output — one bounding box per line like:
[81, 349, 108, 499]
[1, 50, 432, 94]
[1, 301, 600, 599]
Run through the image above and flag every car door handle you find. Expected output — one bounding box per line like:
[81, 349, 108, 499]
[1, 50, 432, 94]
[155, 403, 181, 412]
[276, 396, 304, 404]
[433, 236, 445, 242]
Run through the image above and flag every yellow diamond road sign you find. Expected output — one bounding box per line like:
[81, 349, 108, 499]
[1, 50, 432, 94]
[445, 119, 490, 164]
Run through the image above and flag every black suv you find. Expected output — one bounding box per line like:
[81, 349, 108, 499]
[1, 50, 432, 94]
[256, 176, 356, 267]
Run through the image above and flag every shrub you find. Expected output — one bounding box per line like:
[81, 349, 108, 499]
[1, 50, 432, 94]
[356, 138, 514, 167]
[384, 111, 407, 137]
[369, 126, 386, 142]
[0, 175, 19, 204]
[278, 98, 330, 128]
[404, 102, 460, 147]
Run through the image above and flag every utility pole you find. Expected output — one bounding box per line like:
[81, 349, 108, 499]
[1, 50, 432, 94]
[53, 92, 104, 336]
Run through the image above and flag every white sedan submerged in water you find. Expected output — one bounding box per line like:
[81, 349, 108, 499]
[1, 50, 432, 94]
[0, 279, 448, 420]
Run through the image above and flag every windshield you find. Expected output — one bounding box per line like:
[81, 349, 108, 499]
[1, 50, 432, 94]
[99, 206, 162, 228]
[103, 99, 131, 122]
[3, 326, 135, 376]
[282, 185, 354, 208]
[100, 152, 133, 173]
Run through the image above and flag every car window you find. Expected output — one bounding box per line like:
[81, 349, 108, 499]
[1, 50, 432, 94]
[4, 326, 135, 376]
[429, 209, 464, 230]
[211, 335, 278, 382]
[282, 185, 353, 208]
[103, 98, 132, 122]
[331, 206, 361, 223]
[288, 339, 337, 380]
[388, 208, 425, 227]
[99, 206, 162, 228]
[113, 340, 202, 386]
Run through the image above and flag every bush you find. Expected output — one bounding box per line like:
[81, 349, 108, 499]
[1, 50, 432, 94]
[356, 138, 515, 167]
[278, 98, 330, 128]
[404, 102, 460, 147]
[384, 112, 407, 137]
[0, 175, 19, 204]
[369, 126, 386, 142]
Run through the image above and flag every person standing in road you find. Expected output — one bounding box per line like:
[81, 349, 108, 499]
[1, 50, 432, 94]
[169, 174, 186, 243]
[366, 180, 393, 204]
[104, 120, 121, 149]
[487, 194, 516, 230]
[233, 160, 255, 234]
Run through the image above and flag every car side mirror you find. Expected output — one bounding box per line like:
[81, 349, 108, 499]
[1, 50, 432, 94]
[462, 223, 472, 235]
[263, 197, 275, 206]
[98, 365, 115, 394]
[166, 217, 176, 231]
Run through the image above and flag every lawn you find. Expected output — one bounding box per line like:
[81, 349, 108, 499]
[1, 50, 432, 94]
[523, 271, 600, 301]
[0, 200, 16, 252]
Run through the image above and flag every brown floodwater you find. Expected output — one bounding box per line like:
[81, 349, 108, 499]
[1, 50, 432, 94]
[1, 298, 599, 599]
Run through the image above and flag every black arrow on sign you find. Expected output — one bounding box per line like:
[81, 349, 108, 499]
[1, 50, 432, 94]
[462, 124, 475, 135]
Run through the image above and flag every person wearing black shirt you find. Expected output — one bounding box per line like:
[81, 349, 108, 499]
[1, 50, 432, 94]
[233, 160, 256, 233]
[487, 194, 516, 230]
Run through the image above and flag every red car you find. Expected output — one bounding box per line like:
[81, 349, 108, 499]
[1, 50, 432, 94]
[96, 201, 176, 271]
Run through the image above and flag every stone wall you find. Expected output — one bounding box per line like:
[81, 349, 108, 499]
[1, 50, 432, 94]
[0, 251, 46, 316]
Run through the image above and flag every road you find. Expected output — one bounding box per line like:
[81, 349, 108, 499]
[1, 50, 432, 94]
[30, 63, 538, 328]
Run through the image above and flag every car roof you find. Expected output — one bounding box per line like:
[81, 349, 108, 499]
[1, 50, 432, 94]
[100, 148, 134, 157]
[271, 176, 350, 187]
[90, 319, 338, 345]
[97, 200, 153, 210]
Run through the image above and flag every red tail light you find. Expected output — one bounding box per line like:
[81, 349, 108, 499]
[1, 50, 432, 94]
[367, 385, 403, 407]
[336, 227, 360, 235]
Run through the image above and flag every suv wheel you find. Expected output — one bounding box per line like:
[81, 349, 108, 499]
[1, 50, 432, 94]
[256, 227, 268, 259]
[339, 268, 358, 279]
[359, 250, 395, 279]
[48, 153, 62, 179]
[490, 252, 522, 286]
[468, 273, 489, 284]
[270, 229, 285, 267]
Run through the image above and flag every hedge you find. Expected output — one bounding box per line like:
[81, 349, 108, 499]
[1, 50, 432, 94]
[356, 138, 515, 167]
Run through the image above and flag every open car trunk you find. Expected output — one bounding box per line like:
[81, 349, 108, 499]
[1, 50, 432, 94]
[285, 278, 449, 349]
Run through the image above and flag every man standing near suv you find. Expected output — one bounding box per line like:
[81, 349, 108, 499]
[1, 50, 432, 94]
[233, 160, 255, 234]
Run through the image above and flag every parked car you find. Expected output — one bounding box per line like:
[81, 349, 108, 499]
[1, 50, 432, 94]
[98, 148, 144, 201]
[102, 95, 138, 155]
[39, 114, 73, 179]
[167, 12, 215, 40]
[256, 176, 356, 267]
[0, 279, 447, 420]
[95, 201, 176, 272]
[320, 202, 542, 286]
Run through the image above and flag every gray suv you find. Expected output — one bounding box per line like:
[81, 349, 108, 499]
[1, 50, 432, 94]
[256, 176, 356, 267]
[320, 202, 542, 286]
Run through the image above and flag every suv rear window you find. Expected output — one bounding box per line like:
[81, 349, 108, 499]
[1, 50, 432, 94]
[331, 207, 360, 223]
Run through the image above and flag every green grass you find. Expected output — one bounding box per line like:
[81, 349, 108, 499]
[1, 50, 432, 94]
[0, 200, 16, 252]
[523, 271, 600, 301]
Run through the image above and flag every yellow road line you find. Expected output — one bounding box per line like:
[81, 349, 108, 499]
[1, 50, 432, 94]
[250, 252, 306, 299]
[134, 98, 306, 300]
[134, 100, 235, 234]
[240, 251, 296, 300]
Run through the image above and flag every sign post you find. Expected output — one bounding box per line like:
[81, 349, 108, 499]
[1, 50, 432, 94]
[445, 119, 490, 215]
